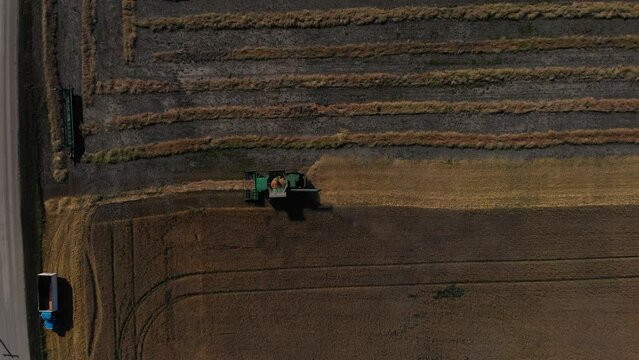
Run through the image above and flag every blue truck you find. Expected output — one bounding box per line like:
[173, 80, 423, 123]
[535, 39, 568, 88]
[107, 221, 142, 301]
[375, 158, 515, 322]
[38, 273, 58, 330]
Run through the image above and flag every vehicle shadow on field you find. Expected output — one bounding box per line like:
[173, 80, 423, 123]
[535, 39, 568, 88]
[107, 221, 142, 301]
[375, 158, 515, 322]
[54, 277, 73, 336]
[270, 180, 331, 221]
[71, 94, 85, 162]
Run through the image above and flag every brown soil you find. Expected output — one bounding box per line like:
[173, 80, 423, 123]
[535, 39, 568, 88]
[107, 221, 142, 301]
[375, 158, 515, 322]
[80, 202, 639, 360]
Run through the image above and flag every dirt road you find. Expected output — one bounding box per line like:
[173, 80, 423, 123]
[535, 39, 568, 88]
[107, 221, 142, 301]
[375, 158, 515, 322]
[0, 0, 31, 357]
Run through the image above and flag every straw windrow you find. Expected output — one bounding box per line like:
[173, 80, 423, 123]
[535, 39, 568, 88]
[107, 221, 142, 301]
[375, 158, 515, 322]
[137, 2, 639, 31]
[154, 35, 639, 63]
[43, 0, 67, 182]
[83, 128, 639, 164]
[95, 65, 639, 95]
[107, 98, 639, 131]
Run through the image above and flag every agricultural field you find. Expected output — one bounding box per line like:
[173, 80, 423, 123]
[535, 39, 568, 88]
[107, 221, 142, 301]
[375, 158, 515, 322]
[31, 0, 639, 359]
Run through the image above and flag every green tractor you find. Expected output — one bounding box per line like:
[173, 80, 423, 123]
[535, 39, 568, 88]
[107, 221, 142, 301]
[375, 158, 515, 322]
[243, 170, 320, 204]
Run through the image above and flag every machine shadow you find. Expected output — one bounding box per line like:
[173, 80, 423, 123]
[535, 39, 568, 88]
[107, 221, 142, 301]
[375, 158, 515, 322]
[54, 277, 73, 336]
[71, 94, 85, 162]
[270, 180, 331, 221]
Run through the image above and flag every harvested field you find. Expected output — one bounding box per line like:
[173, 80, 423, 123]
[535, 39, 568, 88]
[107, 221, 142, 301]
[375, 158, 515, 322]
[49, 190, 639, 360]
[41, 154, 639, 359]
[36, 0, 639, 358]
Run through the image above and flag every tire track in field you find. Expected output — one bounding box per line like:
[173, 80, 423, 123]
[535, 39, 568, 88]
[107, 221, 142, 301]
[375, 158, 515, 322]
[113, 255, 639, 359]
[134, 273, 639, 360]
[84, 251, 100, 359]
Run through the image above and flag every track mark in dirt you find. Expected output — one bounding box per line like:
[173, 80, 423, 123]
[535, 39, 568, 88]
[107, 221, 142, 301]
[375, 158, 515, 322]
[128, 221, 138, 359]
[109, 226, 119, 360]
[134, 273, 639, 359]
[120, 254, 639, 358]
[84, 251, 100, 358]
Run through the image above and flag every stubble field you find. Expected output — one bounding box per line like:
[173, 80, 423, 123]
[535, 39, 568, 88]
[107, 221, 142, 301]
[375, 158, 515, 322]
[35, 0, 639, 359]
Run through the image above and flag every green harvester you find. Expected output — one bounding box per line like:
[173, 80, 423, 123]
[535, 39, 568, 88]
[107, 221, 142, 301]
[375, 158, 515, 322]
[243, 170, 320, 203]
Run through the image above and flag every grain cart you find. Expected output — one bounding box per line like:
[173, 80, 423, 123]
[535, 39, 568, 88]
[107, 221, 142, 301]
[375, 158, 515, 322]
[243, 170, 319, 203]
[38, 273, 58, 330]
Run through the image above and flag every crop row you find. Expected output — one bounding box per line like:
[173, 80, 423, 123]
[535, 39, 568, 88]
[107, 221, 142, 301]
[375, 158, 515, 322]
[122, 0, 137, 63]
[83, 128, 639, 164]
[42, 0, 66, 182]
[153, 35, 639, 63]
[107, 98, 639, 131]
[136, 2, 639, 31]
[81, 0, 97, 105]
[95, 65, 639, 95]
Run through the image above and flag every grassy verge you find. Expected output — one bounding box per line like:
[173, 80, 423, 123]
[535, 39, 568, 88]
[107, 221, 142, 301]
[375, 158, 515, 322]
[136, 2, 639, 31]
[154, 35, 639, 62]
[95, 65, 639, 95]
[107, 98, 639, 131]
[81, 0, 97, 105]
[121, 0, 136, 63]
[42, 0, 67, 182]
[83, 128, 639, 164]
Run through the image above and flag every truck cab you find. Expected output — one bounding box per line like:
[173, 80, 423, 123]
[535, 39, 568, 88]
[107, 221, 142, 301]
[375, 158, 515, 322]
[38, 273, 58, 330]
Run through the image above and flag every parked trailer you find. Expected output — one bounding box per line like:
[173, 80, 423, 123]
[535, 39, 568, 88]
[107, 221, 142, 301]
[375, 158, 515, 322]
[38, 273, 58, 330]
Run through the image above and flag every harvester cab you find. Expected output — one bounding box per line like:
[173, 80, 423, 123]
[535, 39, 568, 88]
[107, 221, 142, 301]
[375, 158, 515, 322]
[243, 170, 320, 204]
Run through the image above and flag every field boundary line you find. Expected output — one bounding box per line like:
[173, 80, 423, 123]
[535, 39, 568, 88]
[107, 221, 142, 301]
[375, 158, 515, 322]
[154, 35, 639, 62]
[102, 97, 639, 131]
[82, 128, 639, 164]
[136, 2, 639, 32]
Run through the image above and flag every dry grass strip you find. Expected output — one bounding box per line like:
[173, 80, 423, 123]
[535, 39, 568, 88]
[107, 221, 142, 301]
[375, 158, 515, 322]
[308, 155, 639, 210]
[44, 179, 243, 215]
[83, 128, 639, 164]
[42, 0, 67, 182]
[81, 0, 97, 105]
[136, 2, 639, 31]
[154, 35, 639, 63]
[108, 98, 639, 131]
[122, 0, 137, 63]
[94, 65, 639, 95]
